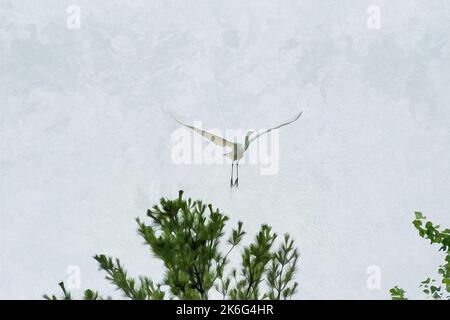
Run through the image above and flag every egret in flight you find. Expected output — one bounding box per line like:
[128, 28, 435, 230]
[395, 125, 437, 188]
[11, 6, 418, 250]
[174, 111, 303, 187]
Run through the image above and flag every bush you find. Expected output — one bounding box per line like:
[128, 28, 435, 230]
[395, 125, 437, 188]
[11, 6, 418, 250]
[45, 191, 299, 300]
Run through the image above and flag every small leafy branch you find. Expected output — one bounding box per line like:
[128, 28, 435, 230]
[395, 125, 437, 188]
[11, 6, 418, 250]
[390, 212, 450, 300]
[44, 282, 102, 300]
[45, 190, 299, 300]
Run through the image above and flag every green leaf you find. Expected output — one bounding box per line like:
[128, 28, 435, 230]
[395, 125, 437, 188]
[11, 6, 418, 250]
[415, 212, 424, 220]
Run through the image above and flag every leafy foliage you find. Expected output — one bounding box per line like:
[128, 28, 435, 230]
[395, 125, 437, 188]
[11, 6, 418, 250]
[390, 286, 406, 300]
[265, 234, 299, 300]
[390, 212, 450, 300]
[45, 190, 299, 300]
[94, 255, 165, 300]
[43, 282, 102, 300]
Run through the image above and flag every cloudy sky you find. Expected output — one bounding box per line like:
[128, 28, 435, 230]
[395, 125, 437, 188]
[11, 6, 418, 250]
[1, 0, 450, 299]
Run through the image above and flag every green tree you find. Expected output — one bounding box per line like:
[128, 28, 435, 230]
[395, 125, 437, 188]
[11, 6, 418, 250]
[45, 191, 299, 300]
[390, 212, 450, 300]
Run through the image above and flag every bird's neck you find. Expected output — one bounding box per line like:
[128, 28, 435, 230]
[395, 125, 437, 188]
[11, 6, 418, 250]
[244, 136, 251, 150]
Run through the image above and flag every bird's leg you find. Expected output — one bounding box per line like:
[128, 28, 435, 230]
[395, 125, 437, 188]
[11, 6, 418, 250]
[234, 162, 239, 187]
[230, 163, 234, 187]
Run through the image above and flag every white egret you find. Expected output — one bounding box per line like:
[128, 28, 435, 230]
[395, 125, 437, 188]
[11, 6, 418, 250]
[174, 111, 303, 187]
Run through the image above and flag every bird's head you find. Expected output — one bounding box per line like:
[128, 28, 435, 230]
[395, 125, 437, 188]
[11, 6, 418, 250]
[244, 130, 255, 149]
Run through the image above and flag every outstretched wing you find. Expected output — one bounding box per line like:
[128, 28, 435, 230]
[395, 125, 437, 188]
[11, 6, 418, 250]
[249, 111, 303, 144]
[174, 117, 235, 149]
